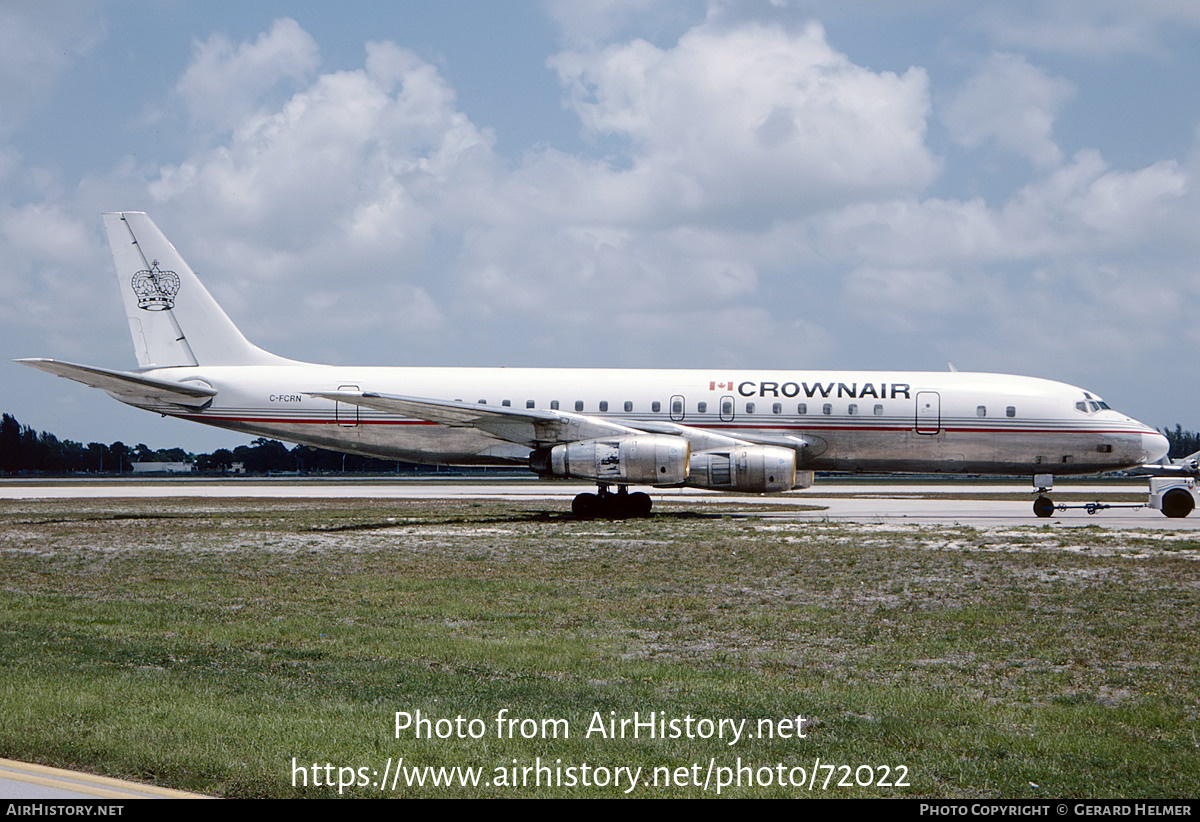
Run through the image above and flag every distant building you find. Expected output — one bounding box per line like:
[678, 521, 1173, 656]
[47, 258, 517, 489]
[130, 461, 194, 474]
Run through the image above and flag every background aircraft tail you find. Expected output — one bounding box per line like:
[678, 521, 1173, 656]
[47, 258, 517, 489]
[103, 212, 295, 368]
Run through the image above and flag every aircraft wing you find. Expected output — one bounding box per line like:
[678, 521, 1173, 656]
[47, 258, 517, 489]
[14, 358, 217, 410]
[310, 390, 768, 451]
[618, 418, 758, 451]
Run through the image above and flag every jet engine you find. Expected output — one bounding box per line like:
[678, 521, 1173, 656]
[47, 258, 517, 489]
[686, 445, 806, 493]
[531, 435, 690, 485]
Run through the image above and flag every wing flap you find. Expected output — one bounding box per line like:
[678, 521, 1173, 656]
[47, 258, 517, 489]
[15, 358, 217, 410]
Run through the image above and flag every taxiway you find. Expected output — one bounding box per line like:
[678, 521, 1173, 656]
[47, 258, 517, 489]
[0, 480, 1191, 529]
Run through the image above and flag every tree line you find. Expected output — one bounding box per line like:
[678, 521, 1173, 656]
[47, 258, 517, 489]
[1161, 424, 1200, 460]
[0, 412, 438, 475]
[4, 411, 1200, 476]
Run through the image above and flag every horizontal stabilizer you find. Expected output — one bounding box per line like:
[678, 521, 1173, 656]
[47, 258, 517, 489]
[15, 358, 217, 410]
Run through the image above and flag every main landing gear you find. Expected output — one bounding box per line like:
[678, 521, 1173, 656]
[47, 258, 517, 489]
[572, 485, 653, 519]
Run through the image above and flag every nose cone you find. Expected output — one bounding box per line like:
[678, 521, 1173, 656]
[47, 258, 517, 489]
[1142, 430, 1170, 464]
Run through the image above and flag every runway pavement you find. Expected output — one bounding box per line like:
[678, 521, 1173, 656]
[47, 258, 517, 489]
[0, 478, 1193, 529]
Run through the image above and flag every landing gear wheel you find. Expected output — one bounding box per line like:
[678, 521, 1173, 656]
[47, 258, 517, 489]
[1161, 488, 1195, 519]
[627, 492, 652, 518]
[1033, 495, 1055, 518]
[603, 493, 629, 519]
[572, 488, 653, 519]
[572, 492, 600, 519]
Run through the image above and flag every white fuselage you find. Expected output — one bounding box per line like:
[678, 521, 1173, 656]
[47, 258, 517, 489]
[124, 364, 1166, 477]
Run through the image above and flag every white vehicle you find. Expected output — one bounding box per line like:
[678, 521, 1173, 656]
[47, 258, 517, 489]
[18, 212, 1171, 518]
[1148, 477, 1199, 519]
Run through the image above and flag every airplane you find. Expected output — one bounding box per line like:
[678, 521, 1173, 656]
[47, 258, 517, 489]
[17, 212, 1174, 519]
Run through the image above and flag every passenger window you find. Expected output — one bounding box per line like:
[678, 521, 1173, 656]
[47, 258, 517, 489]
[772, 402, 782, 414]
[575, 400, 584, 412]
[1006, 406, 1015, 418]
[624, 401, 633, 412]
[745, 402, 755, 414]
[848, 403, 858, 415]
[721, 399, 733, 415]
[672, 399, 683, 415]
[697, 402, 707, 413]
[526, 400, 535, 409]
[550, 400, 559, 410]
[797, 403, 807, 415]
[652, 401, 661, 413]
[478, 399, 487, 404]
[822, 404, 832, 415]
[874, 404, 883, 416]
[502, 399, 511, 407]
[599, 401, 608, 412]
[976, 405, 986, 417]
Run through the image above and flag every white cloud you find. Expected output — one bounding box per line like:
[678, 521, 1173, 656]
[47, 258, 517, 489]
[139, 36, 500, 357]
[997, 150, 1188, 254]
[175, 18, 320, 133]
[943, 53, 1074, 169]
[132, 17, 948, 366]
[817, 149, 1188, 272]
[152, 39, 496, 250]
[843, 267, 973, 333]
[549, 20, 938, 221]
[978, 1, 1200, 58]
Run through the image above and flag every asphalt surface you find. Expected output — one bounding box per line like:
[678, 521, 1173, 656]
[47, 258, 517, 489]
[0, 478, 1194, 528]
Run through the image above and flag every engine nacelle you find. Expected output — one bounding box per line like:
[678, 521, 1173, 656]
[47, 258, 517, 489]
[686, 445, 804, 493]
[531, 435, 690, 485]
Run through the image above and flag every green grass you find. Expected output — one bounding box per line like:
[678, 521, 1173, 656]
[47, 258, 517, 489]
[0, 498, 1197, 797]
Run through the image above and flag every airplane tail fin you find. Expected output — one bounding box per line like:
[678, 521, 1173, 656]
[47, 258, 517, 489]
[103, 212, 295, 368]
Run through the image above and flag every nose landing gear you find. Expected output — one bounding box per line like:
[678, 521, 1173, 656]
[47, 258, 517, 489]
[1033, 473, 1055, 518]
[1033, 494, 1055, 518]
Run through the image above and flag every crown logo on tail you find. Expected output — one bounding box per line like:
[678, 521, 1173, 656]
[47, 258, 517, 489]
[131, 260, 180, 311]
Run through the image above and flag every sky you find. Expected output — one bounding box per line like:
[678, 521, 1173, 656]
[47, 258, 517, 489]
[3, 0, 1200, 454]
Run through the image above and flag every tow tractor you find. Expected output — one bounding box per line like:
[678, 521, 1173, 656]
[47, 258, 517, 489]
[1032, 456, 1200, 518]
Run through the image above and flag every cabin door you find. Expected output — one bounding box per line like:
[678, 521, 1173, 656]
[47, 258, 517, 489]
[915, 391, 941, 435]
[336, 384, 360, 427]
